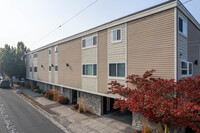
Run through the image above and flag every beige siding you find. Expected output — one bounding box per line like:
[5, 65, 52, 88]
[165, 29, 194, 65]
[58, 38, 82, 89]
[127, 9, 175, 79]
[188, 20, 200, 77]
[55, 48, 58, 84]
[82, 77, 97, 92]
[82, 47, 97, 64]
[82, 34, 98, 92]
[33, 53, 38, 80]
[107, 24, 127, 89]
[177, 11, 188, 79]
[37, 49, 48, 82]
[48, 49, 52, 82]
[51, 46, 55, 83]
[98, 30, 108, 93]
[107, 24, 127, 63]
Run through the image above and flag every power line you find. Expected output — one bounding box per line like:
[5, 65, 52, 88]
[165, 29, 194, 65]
[32, 0, 192, 48]
[32, 0, 98, 46]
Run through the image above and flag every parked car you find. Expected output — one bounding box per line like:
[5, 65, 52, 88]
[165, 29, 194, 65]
[0, 80, 10, 88]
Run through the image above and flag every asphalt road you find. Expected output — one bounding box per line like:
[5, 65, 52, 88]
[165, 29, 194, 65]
[0, 88, 64, 133]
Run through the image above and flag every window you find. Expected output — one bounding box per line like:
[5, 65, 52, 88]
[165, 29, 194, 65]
[49, 66, 51, 71]
[179, 16, 187, 36]
[49, 49, 51, 55]
[109, 63, 125, 77]
[82, 64, 97, 76]
[30, 67, 32, 72]
[189, 62, 193, 75]
[181, 61, 193, 76]
[82, 39, 86, 48]
[55, 65, 58, 71]
[93, 36, 97, 45]
[181, 61, 187, 75]
[34, 67, 37, 72]
[112, 29, 121, 42]
[82, 36, 97, 48]
[34, 54, 37, 58]
[55, 46, 58, 54]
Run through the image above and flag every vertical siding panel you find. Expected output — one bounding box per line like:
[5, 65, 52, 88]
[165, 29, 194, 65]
[37, 49, 48, 82]
[127, 9, 175, 79]
[98, 30, 108, 93]
[58, 38, 82, 89]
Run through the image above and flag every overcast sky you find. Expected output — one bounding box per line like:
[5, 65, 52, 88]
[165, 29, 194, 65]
[0, 0, 199, 50]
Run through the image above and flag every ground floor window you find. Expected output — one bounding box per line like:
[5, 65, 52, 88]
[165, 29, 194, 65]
[82, 64, 97, 76]
[181, 61, 193, 76]
[109, 63, 125, 77]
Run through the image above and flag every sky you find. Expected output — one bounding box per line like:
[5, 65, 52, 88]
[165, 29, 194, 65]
[0, 0, 199, 50]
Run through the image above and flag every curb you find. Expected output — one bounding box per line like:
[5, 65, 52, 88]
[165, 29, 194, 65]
[15, 88, 70, 133]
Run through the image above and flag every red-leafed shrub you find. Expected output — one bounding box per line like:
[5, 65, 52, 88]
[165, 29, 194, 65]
[44, 90, 54, 100]
[107, 70, 200, 132]
[57, 96, 69, 104]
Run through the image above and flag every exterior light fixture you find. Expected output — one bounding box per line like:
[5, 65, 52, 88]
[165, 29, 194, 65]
[51, 64, 54, 67]
[66, 63, 69, 67]
[194, 60, 198, 65]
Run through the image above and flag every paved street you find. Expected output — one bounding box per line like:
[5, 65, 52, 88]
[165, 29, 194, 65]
[0, 88, 64, 133]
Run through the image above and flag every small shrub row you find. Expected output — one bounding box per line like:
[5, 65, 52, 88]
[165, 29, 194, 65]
[57, 96, 69, 104]
[44, 90, 69, 104]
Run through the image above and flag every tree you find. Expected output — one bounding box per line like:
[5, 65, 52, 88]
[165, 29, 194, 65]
[107, 70, 200, 132]
[0, 42, 30, 79]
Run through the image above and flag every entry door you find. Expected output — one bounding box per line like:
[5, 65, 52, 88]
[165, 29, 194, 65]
[72, 90, 77, 103]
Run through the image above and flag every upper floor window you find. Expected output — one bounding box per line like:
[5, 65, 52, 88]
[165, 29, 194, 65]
[82, 64, 97, 76]
[112, 29, 121, 42]
[49, 49, 51, 55]
[49, 66, 51, 71]
[82, 36, 97, 48]
[30, 67, 32, 72]
[179, 16, 187, 36]
[55, 46, 58, 54]
[181, 61, 193, 76]
[55, 65, 58, 71]
[33, 54, 37, 58]
[34, 67, 37, 72]
[109, 63, 125, 77]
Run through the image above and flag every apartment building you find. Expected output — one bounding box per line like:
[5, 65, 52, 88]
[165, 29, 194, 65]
[26, 0, 200, 125]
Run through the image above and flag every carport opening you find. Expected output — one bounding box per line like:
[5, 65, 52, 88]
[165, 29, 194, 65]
[102, 97, 132, 125]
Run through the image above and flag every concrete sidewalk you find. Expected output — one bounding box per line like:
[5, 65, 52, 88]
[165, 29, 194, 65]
[17, 87, 134, 133]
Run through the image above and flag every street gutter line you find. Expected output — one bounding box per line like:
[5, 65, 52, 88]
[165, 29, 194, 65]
[16, 92, 70, 133]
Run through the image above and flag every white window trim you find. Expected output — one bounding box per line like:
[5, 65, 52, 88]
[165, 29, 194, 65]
[82, 35, 98, 49]
[108, 62, 126, 79]
[34, 66, 37, 73]
[48, 48, 51, 55]
[82, 63, 97, 77]
[181, 60, 193, 77]
[48, 66, 51, 72]
[33, 53, 37, 59]
[188, 62, 193, 77]
[178, 14, 187, 38]
[55, 46, 58, 54]
[54, 64, 58, 72]
[111, 28, 122, 43]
